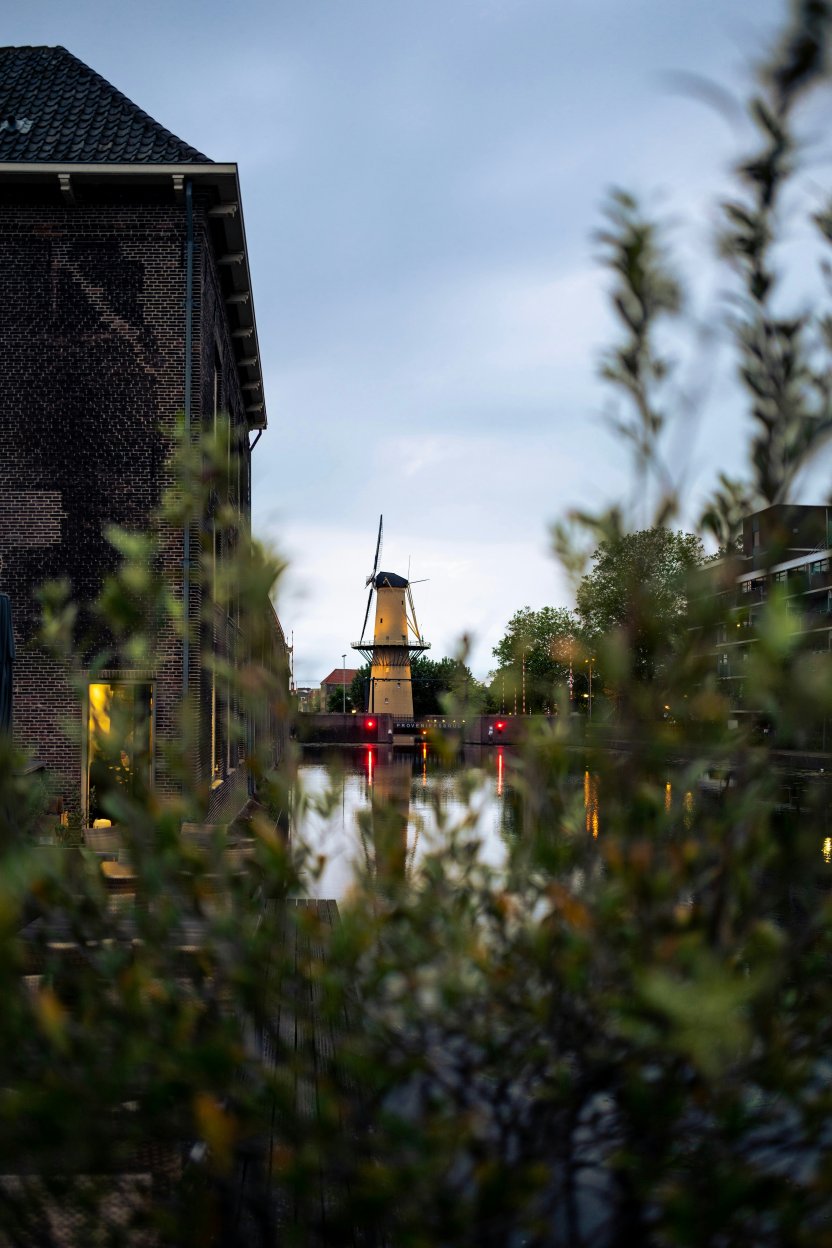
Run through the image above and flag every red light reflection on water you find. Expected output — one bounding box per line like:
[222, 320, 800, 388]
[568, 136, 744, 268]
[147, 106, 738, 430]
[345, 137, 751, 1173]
[366, 748, 374, 789]
[497, 747, 504, 797]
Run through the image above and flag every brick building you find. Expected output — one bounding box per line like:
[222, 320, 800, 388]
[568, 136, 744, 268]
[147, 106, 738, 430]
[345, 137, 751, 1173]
[320, 667, 359, 712]
[0, 45, 286, 820]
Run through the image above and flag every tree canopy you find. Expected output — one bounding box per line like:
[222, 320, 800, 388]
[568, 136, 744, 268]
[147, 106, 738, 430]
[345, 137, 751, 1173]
[491, 605, 586, 712]
[576, 527, 704, 681]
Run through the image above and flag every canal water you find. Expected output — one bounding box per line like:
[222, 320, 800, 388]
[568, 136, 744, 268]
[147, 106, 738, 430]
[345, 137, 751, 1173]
[293, 744, 510, 900]
[291, 745, 831, 903]
[293, 744, 606, 900]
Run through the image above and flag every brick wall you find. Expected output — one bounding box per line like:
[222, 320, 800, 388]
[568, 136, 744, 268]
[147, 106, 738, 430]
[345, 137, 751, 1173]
[0, 190, 185, 811]
[0, 184, 282, 819]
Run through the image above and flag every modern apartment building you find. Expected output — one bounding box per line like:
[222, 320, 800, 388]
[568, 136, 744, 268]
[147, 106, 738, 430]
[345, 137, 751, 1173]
[711, 505, 831, 730]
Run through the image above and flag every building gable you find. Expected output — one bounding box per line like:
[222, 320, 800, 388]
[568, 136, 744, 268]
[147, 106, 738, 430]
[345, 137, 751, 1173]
[0, 45, 209, 164]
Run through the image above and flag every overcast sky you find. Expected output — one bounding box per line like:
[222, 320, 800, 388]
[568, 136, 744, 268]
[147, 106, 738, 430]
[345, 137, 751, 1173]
[8, 0, 830, 681]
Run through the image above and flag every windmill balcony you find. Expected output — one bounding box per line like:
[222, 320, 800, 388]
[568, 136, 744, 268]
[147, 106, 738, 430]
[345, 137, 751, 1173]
[350, 640, 430, 651]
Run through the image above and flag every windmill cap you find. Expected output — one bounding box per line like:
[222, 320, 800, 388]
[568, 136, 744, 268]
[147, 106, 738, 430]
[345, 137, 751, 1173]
[374, 571, 408, 588]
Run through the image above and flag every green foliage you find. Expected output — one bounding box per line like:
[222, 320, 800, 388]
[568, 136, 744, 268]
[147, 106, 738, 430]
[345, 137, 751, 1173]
[326, 685, 355, 712]
[491, 604, 584, 713]
[576, 527, 705, 685]
[411, 653, 485, 715]
[2, 4, 832, 1243]
[349, 661, 369, 711]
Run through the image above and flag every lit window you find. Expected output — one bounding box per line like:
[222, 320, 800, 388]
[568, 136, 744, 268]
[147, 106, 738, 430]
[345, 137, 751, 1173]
[87, 682, 153, 823]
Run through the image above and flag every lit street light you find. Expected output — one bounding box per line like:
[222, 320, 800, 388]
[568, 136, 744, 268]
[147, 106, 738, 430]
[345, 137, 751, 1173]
[522, 643, 532, 715]
[584, 656, 595, 720]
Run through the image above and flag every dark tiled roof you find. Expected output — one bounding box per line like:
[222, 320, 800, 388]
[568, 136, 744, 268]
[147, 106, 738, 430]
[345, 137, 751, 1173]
[0, 45, 210, 164]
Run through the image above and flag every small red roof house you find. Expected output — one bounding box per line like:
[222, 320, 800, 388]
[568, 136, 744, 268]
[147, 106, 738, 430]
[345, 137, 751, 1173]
[320, 668, 358, 710]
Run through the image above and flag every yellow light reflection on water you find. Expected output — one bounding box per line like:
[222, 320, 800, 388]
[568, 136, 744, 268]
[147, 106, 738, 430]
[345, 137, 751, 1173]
[584, 770, 599, 837]
[665, 781, 672, 814]
[683, 791, 693, 830]
[823, 837, 831, 864]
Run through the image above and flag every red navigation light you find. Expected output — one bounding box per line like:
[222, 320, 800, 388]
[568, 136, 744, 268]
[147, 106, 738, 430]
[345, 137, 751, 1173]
[365, 717, 376, 731]
[496, 720, 505, 733]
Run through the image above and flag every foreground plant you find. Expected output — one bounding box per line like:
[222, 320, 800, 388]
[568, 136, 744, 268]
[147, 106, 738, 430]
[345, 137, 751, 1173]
[1, 3, 832, 1245]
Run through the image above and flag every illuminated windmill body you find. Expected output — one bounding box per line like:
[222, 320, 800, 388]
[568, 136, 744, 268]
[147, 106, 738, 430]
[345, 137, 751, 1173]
[352, 516, 430, 718]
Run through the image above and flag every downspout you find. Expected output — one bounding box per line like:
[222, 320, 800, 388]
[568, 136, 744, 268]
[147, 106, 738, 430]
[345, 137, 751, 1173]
[183, 178, 194, 699]
[247, 426, 262, 515]
[245, 426, 263, 796]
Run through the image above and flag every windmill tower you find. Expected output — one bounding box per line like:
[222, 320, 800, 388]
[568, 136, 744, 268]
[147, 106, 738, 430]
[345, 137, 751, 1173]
[352, 516, 430, 718]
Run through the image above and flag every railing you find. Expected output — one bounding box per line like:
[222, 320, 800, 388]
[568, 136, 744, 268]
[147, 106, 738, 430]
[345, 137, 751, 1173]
[350, 640, 431, 652]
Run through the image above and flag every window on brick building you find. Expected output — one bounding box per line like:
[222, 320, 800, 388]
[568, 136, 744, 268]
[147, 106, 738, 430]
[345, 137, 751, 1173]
[87, 681, 153, 823]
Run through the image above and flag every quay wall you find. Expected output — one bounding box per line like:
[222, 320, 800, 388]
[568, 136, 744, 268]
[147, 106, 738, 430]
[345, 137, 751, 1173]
[293, 713, 530, 746]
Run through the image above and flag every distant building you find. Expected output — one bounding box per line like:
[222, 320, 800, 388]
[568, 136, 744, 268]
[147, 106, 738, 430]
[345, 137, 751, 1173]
[708, 504, 831, 730]
[0, 45, 286, 820]
[294, 687, 320, 714]
[321, 667, 359, 711]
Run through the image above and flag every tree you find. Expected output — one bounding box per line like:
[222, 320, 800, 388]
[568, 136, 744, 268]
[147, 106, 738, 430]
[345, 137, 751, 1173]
[327, 685, 355, 713]
[491, 605, 583, 712]
[412, 654, 485, 716]
[350, 663, 370, 711]
[576, 527, 704, 682]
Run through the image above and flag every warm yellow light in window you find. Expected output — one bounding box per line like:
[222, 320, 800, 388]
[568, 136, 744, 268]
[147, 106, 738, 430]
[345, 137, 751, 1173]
[89, 683, 111, 737]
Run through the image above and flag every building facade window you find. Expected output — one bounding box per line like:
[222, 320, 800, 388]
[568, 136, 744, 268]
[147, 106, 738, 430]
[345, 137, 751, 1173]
[87, 681, 153, 823]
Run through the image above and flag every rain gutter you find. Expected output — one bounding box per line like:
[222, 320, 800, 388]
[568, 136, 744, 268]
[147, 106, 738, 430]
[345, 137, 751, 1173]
[183, 177, 194, 698]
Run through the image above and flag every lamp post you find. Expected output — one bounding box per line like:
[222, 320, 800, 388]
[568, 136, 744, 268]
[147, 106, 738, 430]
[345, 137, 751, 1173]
[584, 656, 594, 720]
[342, 653, 346, 713]
[522, 643, 532, 715]
[564, 634, 574, 703]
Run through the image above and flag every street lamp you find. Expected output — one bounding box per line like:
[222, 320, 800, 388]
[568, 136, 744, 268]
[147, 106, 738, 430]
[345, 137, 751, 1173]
[342, 653, 346, 713]
[522, 643, 532, 715]
[584, 656, 594, 720]
[563, 634, 575, 703]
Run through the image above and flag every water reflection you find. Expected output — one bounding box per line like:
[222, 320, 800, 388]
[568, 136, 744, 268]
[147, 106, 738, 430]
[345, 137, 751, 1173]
[295, 746, 510, 900]
[293, 747, 704, 900]
[367, 749, 412, 882]
[584, 770, 599, 838]
[292, 749, 832, 900]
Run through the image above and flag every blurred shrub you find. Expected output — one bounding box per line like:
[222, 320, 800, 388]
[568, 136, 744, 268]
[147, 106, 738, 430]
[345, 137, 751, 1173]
[2, 3, 832, 1244]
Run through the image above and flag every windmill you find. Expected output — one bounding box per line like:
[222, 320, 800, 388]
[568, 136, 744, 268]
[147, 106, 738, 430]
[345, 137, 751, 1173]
[352, 515, 430, 718]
